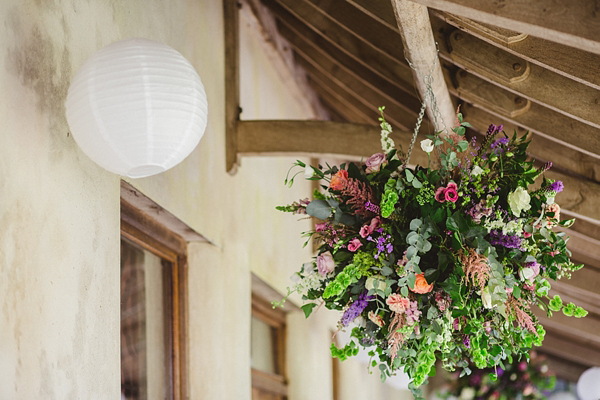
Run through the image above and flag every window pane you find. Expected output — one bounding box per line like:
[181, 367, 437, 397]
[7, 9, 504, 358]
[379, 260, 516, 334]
[250, 316, 276, 374]
[120, 239, 169, 400]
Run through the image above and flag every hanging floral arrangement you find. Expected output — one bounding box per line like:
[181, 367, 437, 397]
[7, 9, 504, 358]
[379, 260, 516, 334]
[439, 351, 555, 400]
[275, 108, 587, 399]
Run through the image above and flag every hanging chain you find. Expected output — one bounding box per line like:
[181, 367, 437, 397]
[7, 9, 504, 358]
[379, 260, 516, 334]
[401, 44, 447, 170]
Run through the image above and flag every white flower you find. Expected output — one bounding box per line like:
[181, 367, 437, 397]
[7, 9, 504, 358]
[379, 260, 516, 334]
[459, 387, 476, 400]
[481, 287, 492, 309]
[365, 275, 387, 292]
[471, 165, 483, 176]
[420, 139, 434, 153]
[304, 165, 315, 179]
[519, 267, 535, 281]
[507, 187, 531, 217]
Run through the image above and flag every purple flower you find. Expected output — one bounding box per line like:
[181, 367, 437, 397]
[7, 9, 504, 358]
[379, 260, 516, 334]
[463, 335, 471, 348]
[549, 180, 564, 193]
[490, 230, 523, 250]
[364, 201, 381, 214]
[340, 291, 372, 326]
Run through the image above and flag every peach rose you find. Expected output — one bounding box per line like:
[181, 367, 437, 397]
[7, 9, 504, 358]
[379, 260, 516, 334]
[545, 203, 560, 225]
[410, 273, 434, 294]
[386, 293, 411, 313]
[329, 169, 348, 191]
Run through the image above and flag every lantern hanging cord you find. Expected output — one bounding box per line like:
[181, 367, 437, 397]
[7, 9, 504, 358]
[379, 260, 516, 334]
[401, 43, 448, 170]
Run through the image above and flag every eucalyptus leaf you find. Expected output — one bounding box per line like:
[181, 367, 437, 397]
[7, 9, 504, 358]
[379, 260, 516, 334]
[405, 169, 414, 182]
[412, 178, 422, 188]
[306, 199, 332, 219]
[407, 273, 416, 289]
[410, 218, 423, 231]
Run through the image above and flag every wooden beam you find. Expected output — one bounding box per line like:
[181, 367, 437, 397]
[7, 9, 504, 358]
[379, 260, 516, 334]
[391, 0, 456, 133]
[452, 71, 600, 157]
[459, 104, 600, 183]
[435, 11, 600, 91]
[265, 0, 415, 89]
[224, 0, 240, 174]
[236, 120, 429, 166]
[442, 28, 600, 129]
[408, 0, 600, 55]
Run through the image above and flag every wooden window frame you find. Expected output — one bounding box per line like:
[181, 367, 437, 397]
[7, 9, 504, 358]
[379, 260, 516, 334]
[251, 293, 288, 399]
[121, 199, 189, 400]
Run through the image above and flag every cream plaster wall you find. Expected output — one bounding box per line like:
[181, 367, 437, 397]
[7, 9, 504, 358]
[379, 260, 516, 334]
[0, 0, 412, 399]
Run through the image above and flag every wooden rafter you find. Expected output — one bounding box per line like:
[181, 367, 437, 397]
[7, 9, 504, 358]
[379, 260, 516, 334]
[391, 0, 456, 132]
[435, 11, 600, 91]
[263, 0, 415, 90]
[274, 20, 422, 116]
[438, 27, 600, 130]
[408, 0, 600, 55]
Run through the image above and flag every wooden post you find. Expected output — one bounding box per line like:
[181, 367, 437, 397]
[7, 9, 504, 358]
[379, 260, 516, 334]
[391, 0, 455, 133]
[224, 0, 240, 174]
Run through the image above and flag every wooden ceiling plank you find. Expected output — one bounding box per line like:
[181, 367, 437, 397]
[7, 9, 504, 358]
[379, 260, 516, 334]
[455, 70, 530, 117]
[391, 0, 456, 133]
[265, 0, 415, 90]
[541, 354, 588, 383]
[534, 311, 600, 349]
[298, 55, 429, 133]
[275, 21, 423, 117]
[539, 333, 600, 368]
[444, 29, 600, 129]
[236, 120, 428, 166]
[305, 75, 374, 126]
[450, 71, 600, 161]
[408, 0, 600, 55]
[459, 104, 600, 183]
[303, 0, 406, 66]
[265, 1, 419, 102]
[435, 11, 600, 91]
[347, 0, 398, 32]
[448, 29, 530, 84]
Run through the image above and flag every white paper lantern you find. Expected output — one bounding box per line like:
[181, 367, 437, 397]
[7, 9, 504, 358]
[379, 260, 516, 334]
[577, 367, 600, 400]
[66, 38, 208, 178]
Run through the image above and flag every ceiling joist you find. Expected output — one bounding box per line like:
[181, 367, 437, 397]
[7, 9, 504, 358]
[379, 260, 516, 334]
[408, 0, 600, 55]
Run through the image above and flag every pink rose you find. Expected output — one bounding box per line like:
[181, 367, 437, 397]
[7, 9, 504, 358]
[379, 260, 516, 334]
[316, 251, 335, 276]
[444, 187, 458, 203]
[365, 153, 387, 173]
[359, 216, 382, 238]
[446, 181, 457, 191]
[315, 222, 327, 232]
[369, 216, 382, 231]
[523, 231, 532, 238]
[386, 294, 411, 313]
[359, 225, 370, 238]
[347, 238, 363, 252]
[435, 186, 446, 202]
